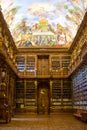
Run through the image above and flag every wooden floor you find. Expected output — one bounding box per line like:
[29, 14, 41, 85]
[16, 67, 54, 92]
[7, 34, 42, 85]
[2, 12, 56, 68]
[0, 113, 87, 130]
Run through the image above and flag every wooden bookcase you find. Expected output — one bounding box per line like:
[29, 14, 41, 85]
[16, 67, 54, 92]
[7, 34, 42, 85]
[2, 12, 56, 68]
[62, 79, 72, 110]
[51, 80, 61, 107]
[16, 55, 36, 76]
[51, 56, 60, 71]
[61, 56, 70, 71]
[16, 80, 24, 108]
[26, 56, 35, 72]
[51, 79, 72, 112]
[25, 80, 36, 107]
[16, 79, 36, 113]
[50, 55, 70, 77]
[16, 56, 25, 72]
[72, 65, 87, 110]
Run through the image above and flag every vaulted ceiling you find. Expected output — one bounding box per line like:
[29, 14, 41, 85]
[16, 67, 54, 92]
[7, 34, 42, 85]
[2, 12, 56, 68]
[0, 0, 87, 48]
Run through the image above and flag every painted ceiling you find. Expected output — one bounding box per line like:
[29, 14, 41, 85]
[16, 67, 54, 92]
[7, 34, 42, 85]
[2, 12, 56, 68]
[0, 0, 87, 48]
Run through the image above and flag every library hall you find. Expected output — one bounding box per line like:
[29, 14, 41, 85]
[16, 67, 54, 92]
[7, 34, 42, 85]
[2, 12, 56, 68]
[0, 0, 87, 130]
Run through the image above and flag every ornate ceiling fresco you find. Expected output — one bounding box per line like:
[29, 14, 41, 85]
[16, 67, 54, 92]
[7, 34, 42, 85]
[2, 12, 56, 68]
[0, 0, 87, 48]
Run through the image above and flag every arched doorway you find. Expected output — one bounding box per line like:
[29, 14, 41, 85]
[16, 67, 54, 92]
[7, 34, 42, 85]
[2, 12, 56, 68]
[37, 81, 50, 114]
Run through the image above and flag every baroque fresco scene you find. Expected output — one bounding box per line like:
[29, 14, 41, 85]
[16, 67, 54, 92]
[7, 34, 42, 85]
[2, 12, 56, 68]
[0, 0, 87, 48]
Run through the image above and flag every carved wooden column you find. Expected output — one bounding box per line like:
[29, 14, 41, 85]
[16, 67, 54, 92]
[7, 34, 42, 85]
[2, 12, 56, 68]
[61, 79, 63, 110]
[35, 80, 37, 113]
[0, 26, 3, 47]
[50, 80, 52, 112]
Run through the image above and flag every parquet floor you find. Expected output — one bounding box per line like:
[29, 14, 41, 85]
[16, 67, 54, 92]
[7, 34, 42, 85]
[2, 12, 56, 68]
[0, 113, 87, 130]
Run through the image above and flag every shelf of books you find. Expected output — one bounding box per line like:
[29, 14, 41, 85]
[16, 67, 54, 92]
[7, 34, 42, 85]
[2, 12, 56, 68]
[62, 79, 72, 111]
[50, 55, 70, 77]
[72, 65, 87, 111]
[51, 80, 61, 112]
[51, 56, 60, 71]
[26, 56, 35, 75]
[16, 55, 36, 77]
[61, 56, 70, 71]
[16, 80, 36, 113]
[16, 56, 25, 73]
[25, 80, 36, 108]
[50, 56, 61, 78]
[51, 79, 72, 112]
[16, 80, 24, 109]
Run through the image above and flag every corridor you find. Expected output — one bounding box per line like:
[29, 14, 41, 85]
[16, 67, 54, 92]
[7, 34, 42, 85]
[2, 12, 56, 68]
[0, 113, 87, 130]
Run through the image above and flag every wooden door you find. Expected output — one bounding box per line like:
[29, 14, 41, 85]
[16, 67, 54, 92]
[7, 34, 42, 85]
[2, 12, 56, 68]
[37, 55, 49, 75]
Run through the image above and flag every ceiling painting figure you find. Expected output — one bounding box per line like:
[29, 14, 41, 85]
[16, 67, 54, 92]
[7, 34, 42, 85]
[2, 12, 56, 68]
[0, 0, 87, 48]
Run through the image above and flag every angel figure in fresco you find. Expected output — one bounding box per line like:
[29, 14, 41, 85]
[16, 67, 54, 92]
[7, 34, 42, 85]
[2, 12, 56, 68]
[5, 7, 20, 26]
[56, 24, 66, 46]
[13, 19, 33, 47]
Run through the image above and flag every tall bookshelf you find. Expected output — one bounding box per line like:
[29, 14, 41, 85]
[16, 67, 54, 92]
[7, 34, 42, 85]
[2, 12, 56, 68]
[51, 56, 60, 71]
[26, 56, 35, 72]
[51, 79, 72, 112]
[72, 65, 87, 110]
[51, 80, 61, 106]
[26, 80, 36, 107]
[62, 79, 72, 110]
[61, 56, 70, 71]
[16, 56, 25, 72]
[16, 80, 36, 112]
[16, 80, 24, 108]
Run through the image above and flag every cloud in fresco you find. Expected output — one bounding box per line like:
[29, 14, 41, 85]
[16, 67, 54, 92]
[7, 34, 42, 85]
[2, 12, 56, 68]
[27, 3, 55, 19]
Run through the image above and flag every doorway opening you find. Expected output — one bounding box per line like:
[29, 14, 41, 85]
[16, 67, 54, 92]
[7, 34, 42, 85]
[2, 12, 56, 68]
[37, 81, 50, 114]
